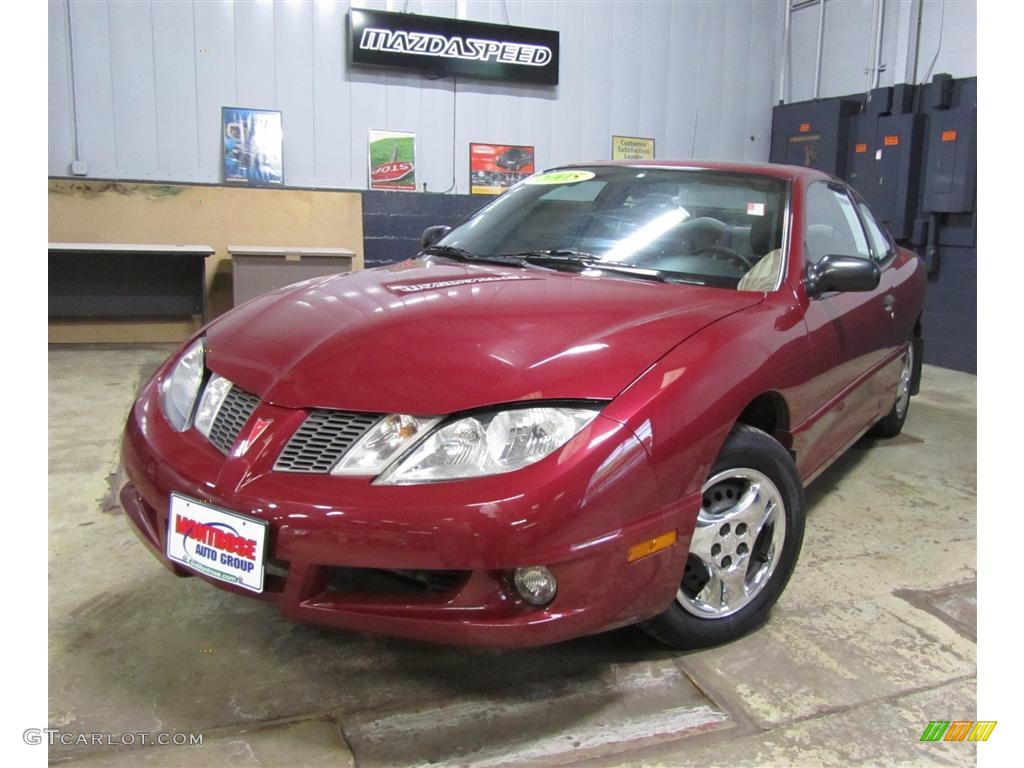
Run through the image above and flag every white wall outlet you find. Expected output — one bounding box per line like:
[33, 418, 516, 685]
[70, 160, 88, 176]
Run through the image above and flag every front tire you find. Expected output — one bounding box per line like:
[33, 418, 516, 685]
[640, 424, 806, 650]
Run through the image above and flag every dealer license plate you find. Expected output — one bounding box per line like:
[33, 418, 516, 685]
[167, 494, 268, 593]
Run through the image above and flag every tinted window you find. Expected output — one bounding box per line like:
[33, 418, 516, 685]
[804, 183, 871, 265]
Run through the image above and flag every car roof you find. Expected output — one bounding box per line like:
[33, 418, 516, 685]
[561, 159, 834, 184]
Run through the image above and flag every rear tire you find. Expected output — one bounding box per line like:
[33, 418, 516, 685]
[869, 343, 914, 439]
[639, 424, 805, 650]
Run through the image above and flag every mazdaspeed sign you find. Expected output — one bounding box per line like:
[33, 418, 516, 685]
[349, 8, 559, 85]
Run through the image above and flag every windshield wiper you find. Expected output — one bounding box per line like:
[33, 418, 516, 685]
[503, 250, 703, 285]
[430, 246, 705, 285]
[502, 248, 601, 265]
[586, 263, 705, 284]
[422, 245, 526, 267]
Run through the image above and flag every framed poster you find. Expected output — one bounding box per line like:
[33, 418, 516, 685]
[222, 108, 283, 186]
[611, 135, 656, 161]
[470, 143, 536, 195]
[368, 130, 417, 191]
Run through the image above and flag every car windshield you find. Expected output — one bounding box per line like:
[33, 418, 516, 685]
[434, 166, 788, 290]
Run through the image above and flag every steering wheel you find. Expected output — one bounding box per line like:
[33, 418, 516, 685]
[692, 244, 756, 271]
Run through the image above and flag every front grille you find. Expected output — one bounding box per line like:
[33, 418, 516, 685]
[274, 409, 381, 473]
[207, 385, 261, 453]
[322, 567, 470, 596]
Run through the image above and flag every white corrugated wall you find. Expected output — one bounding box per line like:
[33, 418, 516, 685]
[49, 0, 788, 191]
[48, 1, 977, 192]
[784, 0, 976, 103]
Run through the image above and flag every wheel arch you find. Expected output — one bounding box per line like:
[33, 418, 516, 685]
[734, 391, 794, 458]
[602, 302, 808, 506]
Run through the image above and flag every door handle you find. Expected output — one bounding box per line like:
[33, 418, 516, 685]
[883, 294, 896, 312]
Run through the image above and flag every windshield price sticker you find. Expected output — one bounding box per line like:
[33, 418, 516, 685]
[525, 170, 596, 186]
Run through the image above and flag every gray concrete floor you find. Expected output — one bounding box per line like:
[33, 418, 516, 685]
[49, 345, 977, 767]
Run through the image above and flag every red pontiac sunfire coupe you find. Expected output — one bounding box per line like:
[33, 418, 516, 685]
[121, 161, 924, 649]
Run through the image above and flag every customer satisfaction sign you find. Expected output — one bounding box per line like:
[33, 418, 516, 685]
[349, 8, 560, 85]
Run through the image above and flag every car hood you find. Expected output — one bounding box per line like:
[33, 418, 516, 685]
[205, 260, 762, 414]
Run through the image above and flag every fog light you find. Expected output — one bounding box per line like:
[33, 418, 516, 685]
[513, 566, 557, 606]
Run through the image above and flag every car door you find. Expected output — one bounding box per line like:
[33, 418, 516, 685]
[796, 181, 898, 477]
[848, 189, 910, 406]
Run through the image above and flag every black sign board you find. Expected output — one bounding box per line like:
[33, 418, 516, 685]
[348, 8, 559, 85]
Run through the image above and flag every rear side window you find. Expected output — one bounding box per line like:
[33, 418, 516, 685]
[804, 182, 871, 265]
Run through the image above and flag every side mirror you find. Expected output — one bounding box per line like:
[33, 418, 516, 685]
[420, 225, 451, 249]
[805, 255, 881, 298]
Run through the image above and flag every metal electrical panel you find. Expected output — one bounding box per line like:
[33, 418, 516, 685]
[843, 110, 924, 240]
[891, 83, 915, 115]
[770, 77, 976, 233]
[865, 87, 892, 116]
[845, 114, 878, 201]
[769, 99, 861, 177]
[922, 107, 976, 213]
[871, 113, 926, 239]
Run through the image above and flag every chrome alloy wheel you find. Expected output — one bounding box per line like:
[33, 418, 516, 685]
[895, 344, 913, 420]
[677, 468, 787, 619]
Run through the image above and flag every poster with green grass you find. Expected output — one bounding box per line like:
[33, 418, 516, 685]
[368, 130, 417, 191]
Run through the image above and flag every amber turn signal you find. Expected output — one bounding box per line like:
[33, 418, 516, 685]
[627, 531, 678, 562]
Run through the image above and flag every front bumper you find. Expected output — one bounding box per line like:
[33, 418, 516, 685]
[121, 377, 700, 647]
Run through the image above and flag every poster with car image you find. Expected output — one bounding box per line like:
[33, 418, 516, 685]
[470, 143, 536, 195]
[369, 130, 417, 191]
[222, 108, 283, 186]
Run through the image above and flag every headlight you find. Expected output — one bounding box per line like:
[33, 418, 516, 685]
[160, 338, 204, 431]
[377, 406, 599, 484]
[193, 374, 232, 438]
[331, 414, 440, 475]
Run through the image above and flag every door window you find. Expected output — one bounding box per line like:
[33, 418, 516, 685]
[855, 199, 895, 262]
[804, 182, 872, 265]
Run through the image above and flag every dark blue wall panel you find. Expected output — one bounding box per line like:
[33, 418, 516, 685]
[916, 79, 976, 374]
[361, 191, 485, 268]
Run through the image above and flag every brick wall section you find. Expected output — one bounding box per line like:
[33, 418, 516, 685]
[361, 191, 486, 268]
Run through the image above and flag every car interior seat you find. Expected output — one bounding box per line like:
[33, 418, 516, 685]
[737, 214, 784, 292]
